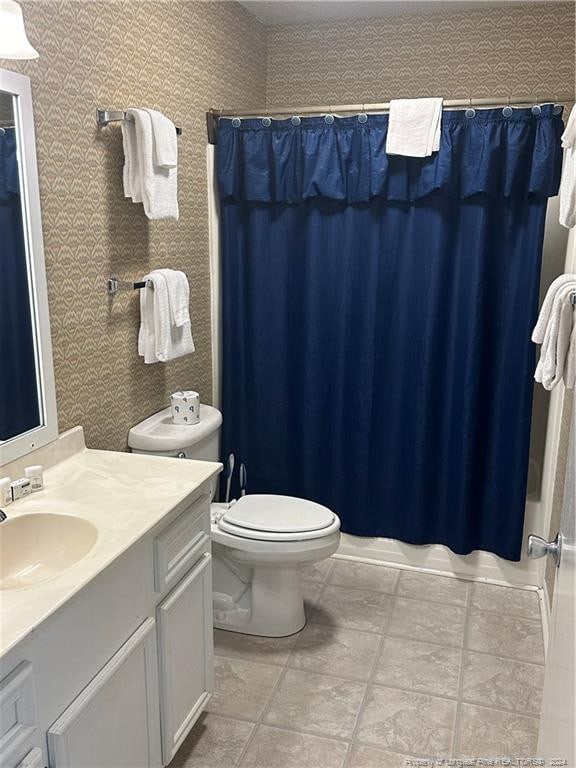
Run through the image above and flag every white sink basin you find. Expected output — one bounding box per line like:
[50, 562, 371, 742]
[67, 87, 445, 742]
[0, 513, 98, 590]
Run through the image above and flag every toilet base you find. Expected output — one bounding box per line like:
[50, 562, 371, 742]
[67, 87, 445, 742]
[213, 564, 307, 637]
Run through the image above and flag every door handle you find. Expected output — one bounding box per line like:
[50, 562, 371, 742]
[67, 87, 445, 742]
[527, 533, 562, 566]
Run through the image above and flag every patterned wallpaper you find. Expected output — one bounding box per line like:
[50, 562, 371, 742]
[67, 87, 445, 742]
[1, 0, 266, 451]
[2, 1, 574, 456]
[266, 3, 575, 107]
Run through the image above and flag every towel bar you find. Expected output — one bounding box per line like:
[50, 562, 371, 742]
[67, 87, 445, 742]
[107, 276, 151, 295]
[97, 109, 182, 136]
[107, 272, 188, 295]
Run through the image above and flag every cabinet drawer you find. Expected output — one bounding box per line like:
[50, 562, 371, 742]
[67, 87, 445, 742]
[154, 493, 210, 593]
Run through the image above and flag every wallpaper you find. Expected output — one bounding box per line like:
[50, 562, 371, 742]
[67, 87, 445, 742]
[1, 0, 266, 451]
[266, 3, 575, 107]
[2, 1, 574, 457]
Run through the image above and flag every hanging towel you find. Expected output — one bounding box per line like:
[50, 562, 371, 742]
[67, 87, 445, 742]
[143, 108, 177, 169]
[121, 117, 143, 203]
[560, 106, 576, 228]
[385, 98, 443, 158]
[535, 285, 574, 388]
[156, 268, 190, 327]
[125, 109, 179, 220]
[533, 275, 576, 390]
[138, 270, 194, 364]
[564, 321, 576, 389]
[532, 273, 576, 343]
[138, 278, 157, 364]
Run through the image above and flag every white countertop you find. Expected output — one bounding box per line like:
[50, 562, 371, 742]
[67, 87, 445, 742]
[0, 445, 221, 659]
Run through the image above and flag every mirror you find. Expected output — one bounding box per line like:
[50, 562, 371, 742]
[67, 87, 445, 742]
[0, 69, 57, 466]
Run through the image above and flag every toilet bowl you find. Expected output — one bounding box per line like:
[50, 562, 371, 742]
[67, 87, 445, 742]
[211, 495, 340, 636]
[128, 406, 340, 637]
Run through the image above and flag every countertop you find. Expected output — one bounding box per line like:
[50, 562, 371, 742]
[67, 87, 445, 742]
[0, 446, 221, 659]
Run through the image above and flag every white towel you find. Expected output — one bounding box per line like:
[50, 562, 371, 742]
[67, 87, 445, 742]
[533, 277, 576, 390]
[138, 271, 194, 364]
[535, 285, 574, 388]
[144, 108, 177, 169]
[121, 118, 142, 203]
[560, 106, 576, 229]
[564, 321, 576, 389]
[156, 268, 190, 327]
[532, 273, 576, 343]
[386, 98, 443, 158]
[126, 109, 179, 221]
[138, 279, 157, 364]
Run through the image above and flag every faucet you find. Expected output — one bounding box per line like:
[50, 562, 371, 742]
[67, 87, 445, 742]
[0, 509, 7, 522]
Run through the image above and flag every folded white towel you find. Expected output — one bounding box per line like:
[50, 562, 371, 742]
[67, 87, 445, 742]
[138, 279, 157, 364]
[156, 268, 191, 328]
[144, 108, 177, 169]
[138, 270, 194, 364]
[560, 106, 576, 229]
[533, 277, 576, 390]
[121, 117, 143, 203]
[386, 98, 443, 158]
[126, 109, 179, 221]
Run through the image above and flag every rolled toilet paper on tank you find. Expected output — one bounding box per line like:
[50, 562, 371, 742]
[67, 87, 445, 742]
[170, 391, 200, 425]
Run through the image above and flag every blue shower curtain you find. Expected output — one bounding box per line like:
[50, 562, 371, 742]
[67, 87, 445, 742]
[217, 106, 563, 561]
[0, 128, 39, 441]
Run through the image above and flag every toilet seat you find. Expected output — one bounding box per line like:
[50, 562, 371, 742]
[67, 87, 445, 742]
[217, 494, 339, 542]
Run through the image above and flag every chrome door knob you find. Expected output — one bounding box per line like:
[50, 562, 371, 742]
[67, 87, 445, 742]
[527, 533, 562, 566]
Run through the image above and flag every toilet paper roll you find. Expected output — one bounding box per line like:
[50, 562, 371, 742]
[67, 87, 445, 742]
[170, 391, 200, 425]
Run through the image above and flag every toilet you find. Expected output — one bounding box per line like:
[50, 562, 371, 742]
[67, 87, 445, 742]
[128, 405, 340, 637]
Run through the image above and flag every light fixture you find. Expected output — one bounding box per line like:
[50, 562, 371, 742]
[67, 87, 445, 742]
[0, 0, 39, 59]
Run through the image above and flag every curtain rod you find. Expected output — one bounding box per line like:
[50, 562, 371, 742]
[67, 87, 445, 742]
[206, 94, 573, 143]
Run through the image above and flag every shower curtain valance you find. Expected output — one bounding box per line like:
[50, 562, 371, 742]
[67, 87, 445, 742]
[217, 106, 563, 203]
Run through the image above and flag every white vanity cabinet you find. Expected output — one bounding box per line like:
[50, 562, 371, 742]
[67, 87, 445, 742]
[47, 619, 162, 768]
[0, 478, 217, 768]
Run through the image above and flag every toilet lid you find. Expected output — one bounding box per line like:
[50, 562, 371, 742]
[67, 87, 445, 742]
[221, 495, 335, 534]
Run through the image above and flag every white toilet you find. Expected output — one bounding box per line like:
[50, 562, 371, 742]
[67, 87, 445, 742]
[128, 405, 340, 637]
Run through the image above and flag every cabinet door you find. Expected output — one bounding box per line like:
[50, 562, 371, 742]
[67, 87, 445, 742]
[157, 553, 213, 764]
[48, 618, 162, 768]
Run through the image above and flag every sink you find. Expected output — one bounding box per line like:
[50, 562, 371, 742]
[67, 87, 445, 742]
[0, 513, 98, 590]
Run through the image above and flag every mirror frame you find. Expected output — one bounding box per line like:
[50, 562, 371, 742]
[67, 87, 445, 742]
[0, 69, 58, 466]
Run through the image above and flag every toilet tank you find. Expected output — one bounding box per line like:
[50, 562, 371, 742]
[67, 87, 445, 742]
[128, 404, 222, 463]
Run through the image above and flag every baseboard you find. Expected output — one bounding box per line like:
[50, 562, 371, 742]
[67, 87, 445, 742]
[336, 532, 542, 588]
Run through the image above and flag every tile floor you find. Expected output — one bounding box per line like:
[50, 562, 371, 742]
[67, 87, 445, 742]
[170, 558, 545, 768]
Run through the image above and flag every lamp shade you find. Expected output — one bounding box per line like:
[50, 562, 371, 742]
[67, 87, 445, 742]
[0, 0, 39, 59]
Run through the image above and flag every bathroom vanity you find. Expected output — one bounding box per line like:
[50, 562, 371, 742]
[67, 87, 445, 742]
[0, 428, 221, 768]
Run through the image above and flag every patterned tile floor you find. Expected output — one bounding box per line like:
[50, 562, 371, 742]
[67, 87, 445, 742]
[170, 558, 545, 768]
